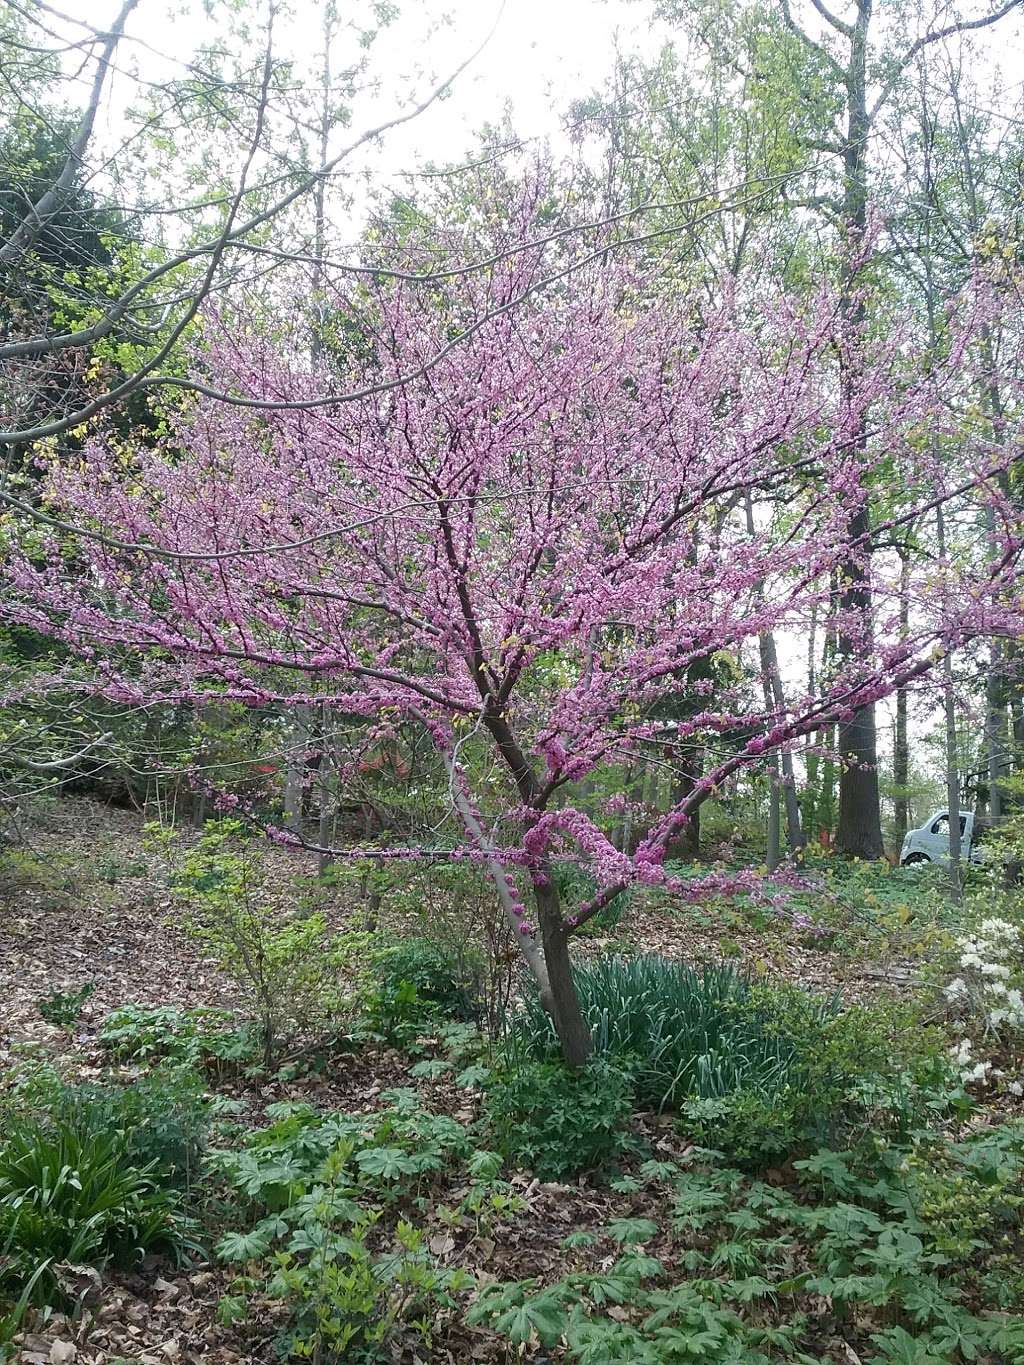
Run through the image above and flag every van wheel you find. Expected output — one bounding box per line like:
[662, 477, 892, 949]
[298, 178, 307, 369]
[902, 853, 930, 866]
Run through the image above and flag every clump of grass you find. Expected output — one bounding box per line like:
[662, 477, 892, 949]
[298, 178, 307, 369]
[510, 954, 837, 1110]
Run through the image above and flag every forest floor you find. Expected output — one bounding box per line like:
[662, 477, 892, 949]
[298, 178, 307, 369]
[0, 798, 1012, 1365]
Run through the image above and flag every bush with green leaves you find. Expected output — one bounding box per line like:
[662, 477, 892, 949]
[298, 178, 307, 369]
[55, 1064, 210, 1188]
[98, 1002, 261, 1073]
[483, 1057, 634, 1180]
[510, 954, 948, 1165]
[37, 981, 94, 1029]
[157, 820, 358, 1068]
[361, 936, 478, 1046]
[323, 855, 519, 1040]
[99, 1002, 206, 1062]
[0, 1118, 193, 1296]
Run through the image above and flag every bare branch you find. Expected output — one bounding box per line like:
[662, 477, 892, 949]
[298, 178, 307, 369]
[0, 0, 139, 268]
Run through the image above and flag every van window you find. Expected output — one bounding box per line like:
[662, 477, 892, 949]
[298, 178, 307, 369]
[929, 815, 968, 837]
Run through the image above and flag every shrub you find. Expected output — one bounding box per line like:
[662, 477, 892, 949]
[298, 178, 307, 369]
[98, 1003, 204, 1062]
[98, 1002, 261, 1074]
[327, 856, 519, 1039]
[211, 1097, 475, 1360]
[510, 955, 947, 1166]
[361, 937, 478, 1046]
[56, 1064, 210, 1188]
[483, 1057, 634, 1180]
[0, 1119, 191, 1291]
[37, 981, 94, 1029]
[164, 820, 355, 1068]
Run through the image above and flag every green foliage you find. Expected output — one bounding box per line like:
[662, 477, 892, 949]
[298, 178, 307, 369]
[99, 1002, 202, 1061]
[0, 848, 75, 909]
[325, 855, 517, 1038]
[37, 980, 93, 1028]
[55, 1064, 210, 1188]
[209, 1094, 484, 1360]
[98, 1002, 260, 1073]
[162, 820, 355, 1068]
[361, 936, 476, 1046]
[0, 1118, 191, 1295]
[513, 954, 813, 1108]
[471, 1123, 1024, 1362]
[511, 955, 948, 1166]
[552, 859, 631, 935]
[483, 1057, 634, 1180]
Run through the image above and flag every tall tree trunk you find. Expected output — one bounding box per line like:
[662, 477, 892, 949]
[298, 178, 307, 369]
[316, 706, 335, 876]
[766, 760, 781, 872]
[936, 504, 962, 899]
[893, 551, 911, 853]
[666, 745, 701, 860]
[834, 0, 883, 860]
[761, 631, 805, 856]
[283, 703, 311, 834]
[744, 493, 804, 856]
[802, 603, 819, 839]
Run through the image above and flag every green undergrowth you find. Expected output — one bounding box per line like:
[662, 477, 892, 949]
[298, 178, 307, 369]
[471, 1124, 1024, 1364]
[508, 954, 954, 1168]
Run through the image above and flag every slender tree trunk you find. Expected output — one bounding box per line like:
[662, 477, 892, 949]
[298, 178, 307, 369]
[766, 761, 781, 872]
[936, 505, 962, 899]
[316, 706, 335, 876]
[533, 877, 593, 1067]
[761, 634, 804, 855]
[283, 703, 311, 834]
[893, 552, 911, 852]
[666, 746, 701, 860]
[745, 493, 804, 856]
[803, 603, 819, 839]
[985, 640, 1005, 824]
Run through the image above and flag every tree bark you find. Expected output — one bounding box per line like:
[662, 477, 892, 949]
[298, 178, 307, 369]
[893, 552, 911, 852]
[533, 876, 593, 1068]
[936, 504, 962, 899]
[832, 1, 883, 859]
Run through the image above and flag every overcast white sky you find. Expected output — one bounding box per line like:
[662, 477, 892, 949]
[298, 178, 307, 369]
[73, 0, 668, 187]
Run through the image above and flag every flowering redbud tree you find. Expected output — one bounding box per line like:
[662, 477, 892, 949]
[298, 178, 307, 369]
[5, 208, 1023, 1064]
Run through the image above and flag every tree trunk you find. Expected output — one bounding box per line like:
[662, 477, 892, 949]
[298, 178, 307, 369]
[893, 553, 911, 853]
[766, 761, 781, 872]
[762, 636, 804, 856]
[665, 746, 701, 860]
[533, 877, 593, 1068]
[283, 703, 311, 834]
[316, 704, 336, 875]
[936, 504, 962, 899]
[834, 1, 883, 861]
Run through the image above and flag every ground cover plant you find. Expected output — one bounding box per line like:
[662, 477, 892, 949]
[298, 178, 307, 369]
[1, 801, 1024, 1365]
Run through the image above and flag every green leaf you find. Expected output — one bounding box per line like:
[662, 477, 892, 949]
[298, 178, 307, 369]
[216, 1225, 275, 1262]
[467, 1149, 503, 1180]
[353, 1146, 420, 1180]
[607, 1216, 659, 1245]
[492, 1294, 567, 1346]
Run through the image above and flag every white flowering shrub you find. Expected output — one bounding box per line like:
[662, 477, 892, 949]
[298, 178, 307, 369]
[945, 916, 1024, 1093]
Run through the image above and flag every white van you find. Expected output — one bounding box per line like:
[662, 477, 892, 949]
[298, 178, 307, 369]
[899, 810, 982, 867]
